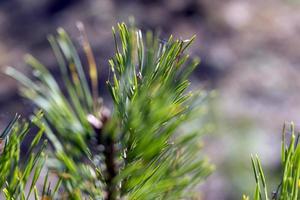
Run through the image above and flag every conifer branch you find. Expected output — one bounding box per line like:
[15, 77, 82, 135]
[4, 22, 213, 199]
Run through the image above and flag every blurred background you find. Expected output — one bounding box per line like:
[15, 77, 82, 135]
[1, 0, 300, 199]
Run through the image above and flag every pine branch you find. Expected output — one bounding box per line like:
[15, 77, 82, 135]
[5, 21, 213, 199]
[0, 114, 55, 200]
[2, 20, 300, 200]
[246, 122, 300, 200]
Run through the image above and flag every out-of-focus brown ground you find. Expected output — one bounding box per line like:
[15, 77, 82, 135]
[0, 0, 300, 199]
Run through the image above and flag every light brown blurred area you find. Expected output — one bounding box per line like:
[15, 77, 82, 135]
[1, 0, 300, 199]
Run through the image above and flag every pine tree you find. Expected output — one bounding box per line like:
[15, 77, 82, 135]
[3, 22, 214, 199]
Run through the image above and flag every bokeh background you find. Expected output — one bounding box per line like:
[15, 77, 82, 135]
[1, 0, 300, 199]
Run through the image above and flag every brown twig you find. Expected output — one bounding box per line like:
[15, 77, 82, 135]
[102, 136, 118, 200]
[88, 108, 117, 200]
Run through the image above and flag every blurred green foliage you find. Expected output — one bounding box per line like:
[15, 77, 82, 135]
[0, 114, 60, 199]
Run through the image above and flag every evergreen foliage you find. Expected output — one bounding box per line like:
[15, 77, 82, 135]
[1, 20, 299, 200]
[0, 114, 59, 199]
[3, 22, 213, 199]
[245, 122, 300, 200]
